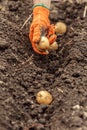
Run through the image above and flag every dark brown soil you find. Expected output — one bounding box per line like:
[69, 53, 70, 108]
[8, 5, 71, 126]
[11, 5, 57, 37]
[0, 0, 87, 130]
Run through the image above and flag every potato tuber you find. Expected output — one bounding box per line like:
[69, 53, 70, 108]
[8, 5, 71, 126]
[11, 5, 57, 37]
[48, 41, 58, 51]
[37, 36, 50, 51]
[55, 22, 67, 34]
[36, 90, 53, 105]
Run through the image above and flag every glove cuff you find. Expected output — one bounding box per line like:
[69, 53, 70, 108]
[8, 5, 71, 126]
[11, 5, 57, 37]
[33, 4, 49, 10]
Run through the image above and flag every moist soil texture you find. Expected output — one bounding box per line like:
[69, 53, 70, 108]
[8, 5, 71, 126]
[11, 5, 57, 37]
[0, 0, 87, 130]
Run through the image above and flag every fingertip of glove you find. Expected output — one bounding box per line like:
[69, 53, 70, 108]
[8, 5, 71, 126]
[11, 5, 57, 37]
[33, 36, 40, 43]
[48, 34, 57, 44]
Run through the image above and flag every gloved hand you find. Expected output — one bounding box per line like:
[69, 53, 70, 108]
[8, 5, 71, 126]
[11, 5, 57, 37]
[29, 6, 57, 55]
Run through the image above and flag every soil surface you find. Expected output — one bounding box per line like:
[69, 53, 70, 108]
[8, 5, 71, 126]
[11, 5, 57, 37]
[0, 0, 87, 130]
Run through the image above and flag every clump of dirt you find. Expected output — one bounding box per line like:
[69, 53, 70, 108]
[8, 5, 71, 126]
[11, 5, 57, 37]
[0, 0, 87, 130]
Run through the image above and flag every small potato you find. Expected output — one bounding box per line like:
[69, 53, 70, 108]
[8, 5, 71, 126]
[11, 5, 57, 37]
[55, 22, 67, 34]
[48, 41, 58, 51]
[36, 90, 53, 105]
[37, 36, 50, 50]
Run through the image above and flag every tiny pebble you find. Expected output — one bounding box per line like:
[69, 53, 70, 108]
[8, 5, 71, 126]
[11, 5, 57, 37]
[73, 105, 81, 110]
